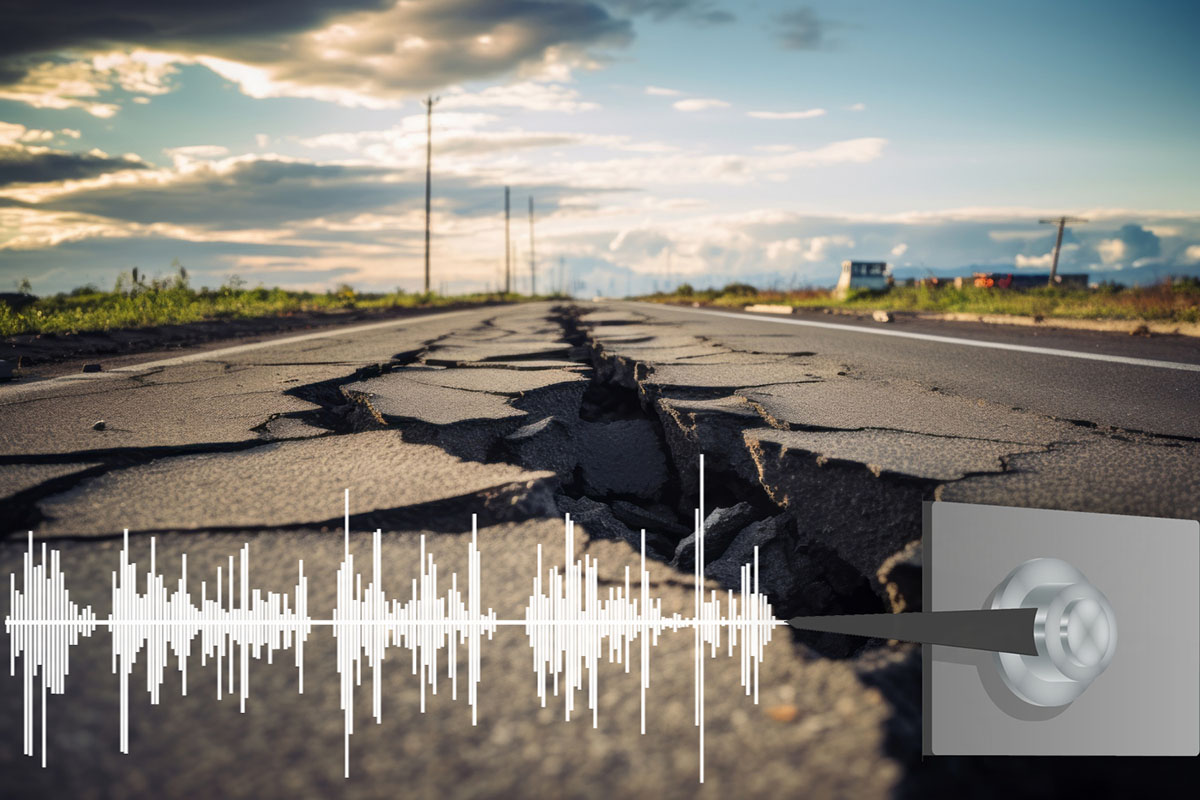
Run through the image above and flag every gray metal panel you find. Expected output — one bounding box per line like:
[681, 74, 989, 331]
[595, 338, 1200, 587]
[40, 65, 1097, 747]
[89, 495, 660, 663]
[924, 501, 1198, 756]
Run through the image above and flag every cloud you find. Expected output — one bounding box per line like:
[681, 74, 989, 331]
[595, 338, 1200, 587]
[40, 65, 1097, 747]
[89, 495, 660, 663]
[774, 7, 832, 50]
[439, 82, 599, 113]
[1096, 239, 1125, 265]
[1184, 245, 1200, 263]
[764, 235, 854, 262]
[890, 242, 908, 257]
[1015, 252, 1054, 268]
[673, 97, 729, 111]
[1096, 224, 1160, 266]
[846, 102, 866, 111]
[293, 111, 680, 168]
[602, 1, 734, 25]
[0, 2, 632, 111]
[0, 147, 148, 187]
[165, 145, 230, 160]
[747, 108, 826, 120]
[0, 2, 393, 58]
[988, 229, 1050, 242]
[0, 125, 150, 186]
[517, 137, 887, 189]
[302, 125, 585, 164]
[645, 85, 681, 96]
[192, 1, 631, 107]
[25, 156, 404, 227]
[0, 58, 122, 116]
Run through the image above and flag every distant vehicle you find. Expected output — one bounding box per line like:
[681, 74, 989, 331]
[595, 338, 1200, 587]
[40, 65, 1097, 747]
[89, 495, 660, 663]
[972, 272, 1088, 289]
[835, 261, 889, 297]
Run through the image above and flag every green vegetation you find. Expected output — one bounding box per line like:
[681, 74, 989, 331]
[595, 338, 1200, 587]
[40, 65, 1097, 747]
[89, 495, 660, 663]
[1, 267, 557, 337]
[643, 280, 1200, 324]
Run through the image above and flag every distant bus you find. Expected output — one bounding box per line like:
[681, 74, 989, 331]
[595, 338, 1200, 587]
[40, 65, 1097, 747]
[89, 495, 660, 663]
[835, 261, 889, 296]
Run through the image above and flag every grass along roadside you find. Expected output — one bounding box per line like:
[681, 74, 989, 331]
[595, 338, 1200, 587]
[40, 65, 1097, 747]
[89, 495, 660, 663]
[641, 281, 1200, 325]
[1, 277, 556, 337]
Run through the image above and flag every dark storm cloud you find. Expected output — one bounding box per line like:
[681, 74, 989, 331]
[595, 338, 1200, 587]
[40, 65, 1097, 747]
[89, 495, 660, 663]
[0, 1, 393, 57]
[0, 146, 147, 186]
[29, 156, 618, 229]
[773, 7, 831, 50]
[0, 1, 634, 99]
[37, 159, 404, 227]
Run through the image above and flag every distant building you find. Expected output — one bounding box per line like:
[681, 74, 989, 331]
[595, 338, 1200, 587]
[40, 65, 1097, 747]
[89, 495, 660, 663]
[835, 261, 889, 297]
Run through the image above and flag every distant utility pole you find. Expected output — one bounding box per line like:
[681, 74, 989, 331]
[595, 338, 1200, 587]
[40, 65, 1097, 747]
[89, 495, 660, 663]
[528, 196, 536, 296]
[1038, 215, 1087, 286]
[422, 94, 440, 294]
[504, 186, 511, 294]
[512, 242, 520, 293]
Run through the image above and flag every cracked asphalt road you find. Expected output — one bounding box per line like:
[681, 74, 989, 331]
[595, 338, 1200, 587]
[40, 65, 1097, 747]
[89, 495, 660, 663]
[2, 301, 1197, 799]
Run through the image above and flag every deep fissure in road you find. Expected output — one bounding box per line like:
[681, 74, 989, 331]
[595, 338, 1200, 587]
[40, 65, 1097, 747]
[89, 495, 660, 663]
[312, 305, 897, 656]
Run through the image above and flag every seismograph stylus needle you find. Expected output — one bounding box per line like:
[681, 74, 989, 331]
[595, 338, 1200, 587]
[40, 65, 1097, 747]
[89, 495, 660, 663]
[786, 608, 1039, 655]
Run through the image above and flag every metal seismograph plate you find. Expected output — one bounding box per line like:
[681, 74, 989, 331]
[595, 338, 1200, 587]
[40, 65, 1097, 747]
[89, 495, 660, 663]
[923, 501, 1199, 756]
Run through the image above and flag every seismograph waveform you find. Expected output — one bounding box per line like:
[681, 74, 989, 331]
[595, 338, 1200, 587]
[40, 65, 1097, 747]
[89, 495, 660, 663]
[6, 458, 784, 781]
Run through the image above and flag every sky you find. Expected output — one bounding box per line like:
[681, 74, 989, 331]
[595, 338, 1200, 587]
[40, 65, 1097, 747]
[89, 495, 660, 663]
[1, 0, 1198, 295]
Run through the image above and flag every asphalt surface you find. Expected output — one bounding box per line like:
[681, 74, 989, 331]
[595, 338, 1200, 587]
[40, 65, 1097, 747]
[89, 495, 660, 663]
[632, 302, 1200, 438]
[2, 301, 1197, 799]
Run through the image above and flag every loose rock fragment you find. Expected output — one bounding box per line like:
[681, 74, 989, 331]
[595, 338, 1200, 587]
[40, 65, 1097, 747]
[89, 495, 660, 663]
[504, 415, 577, 478]
[705, 515, 798, 601]
[671, 502, 760, 571]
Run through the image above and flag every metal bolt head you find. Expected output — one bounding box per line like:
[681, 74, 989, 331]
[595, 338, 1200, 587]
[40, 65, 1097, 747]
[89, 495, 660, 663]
[1062, 598, 1110, 669]
[991, 558, 1117, 708]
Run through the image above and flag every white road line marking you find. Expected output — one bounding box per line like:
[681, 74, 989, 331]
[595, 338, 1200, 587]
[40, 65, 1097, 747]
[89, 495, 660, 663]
[0, 308, 482, 399]
[636, 303, 1200, 373]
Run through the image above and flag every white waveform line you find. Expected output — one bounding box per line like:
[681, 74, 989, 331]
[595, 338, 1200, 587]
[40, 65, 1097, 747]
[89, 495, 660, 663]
[524, 498, 777, 783]
[6, 464, 788, 782]
[8, 535, 98, 767]
[333, 491, 497, 778]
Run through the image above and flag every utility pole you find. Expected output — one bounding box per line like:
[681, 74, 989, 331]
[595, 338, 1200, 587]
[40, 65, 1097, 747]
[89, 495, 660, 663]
[504, 186, 511, 295]
[512, 242, 520, 294]
[528, 196, 536, 296]
[1038, 215, 1087, 286]
[422, 94, 440, 295]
